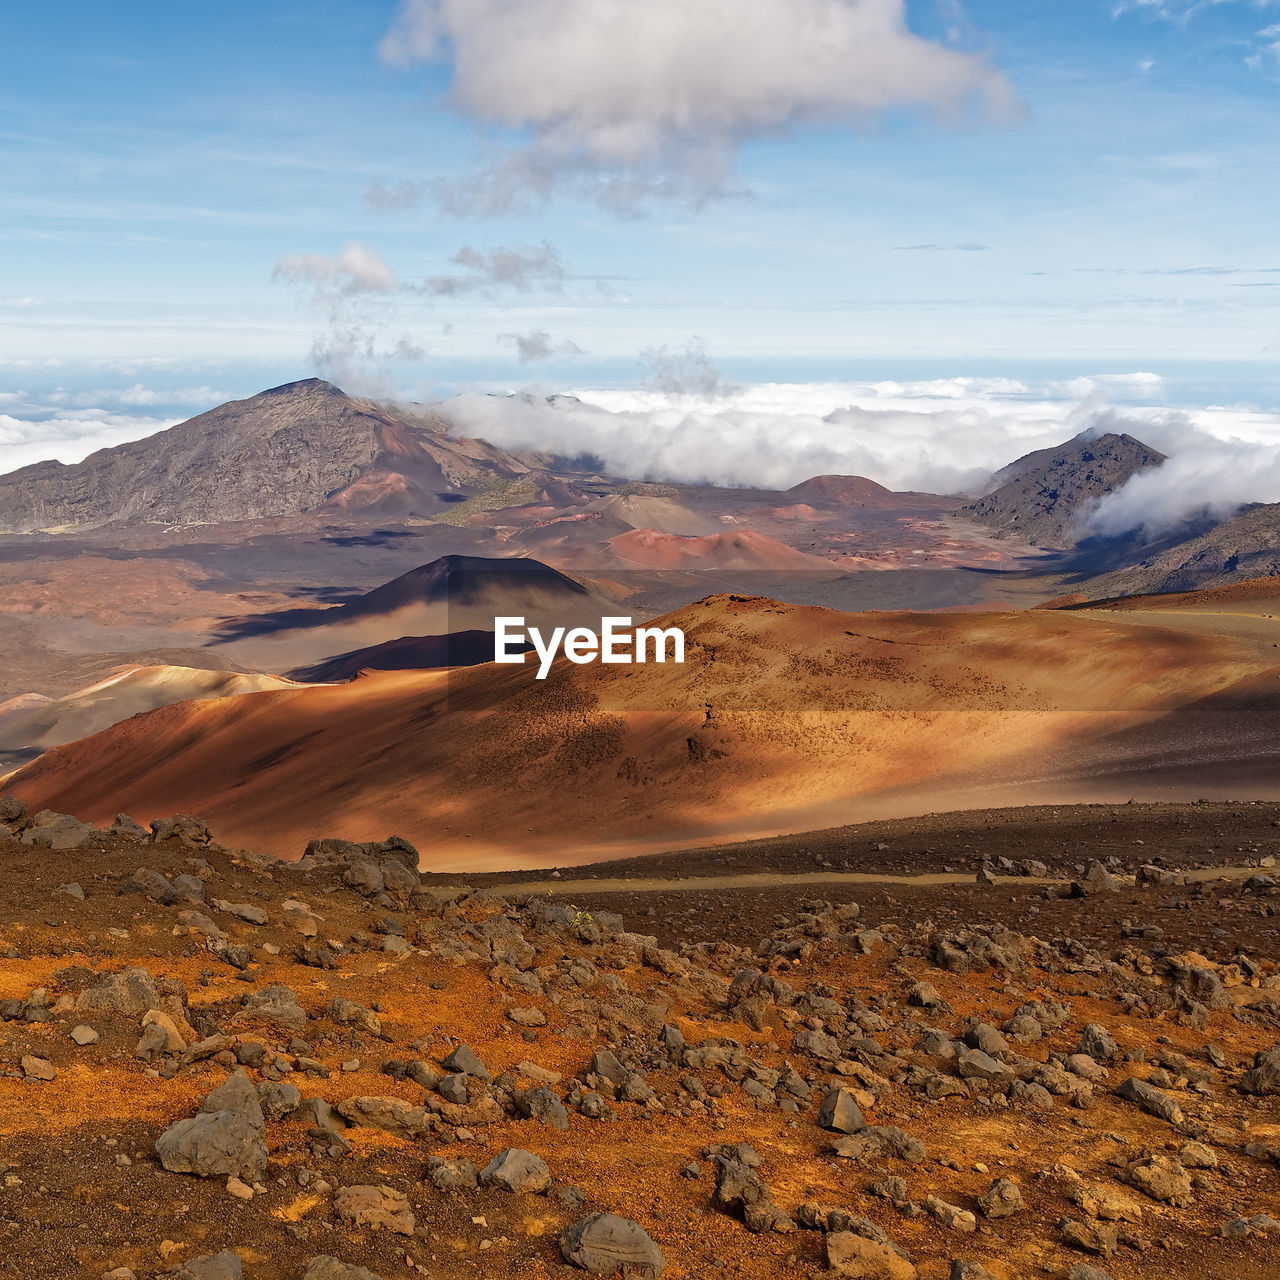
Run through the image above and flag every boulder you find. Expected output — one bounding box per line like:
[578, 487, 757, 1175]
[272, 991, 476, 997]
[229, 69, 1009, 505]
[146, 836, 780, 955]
[156, 1110, 267, 1180]
[817, 1087, 866, 1135]
[151, 814, 212, 846]
[976, 1178, 1023, 1219]
[561, 1213, 666, 1277]
[237, 984, 307, 1034]
[157, 1069, 267, 1180]
[1241, 1045, 1280, 1096]
[77, 967, 160, 1018]
[1117, 1076, 1183, 1125]
[826, 1232, 916, 1279]
[423, 1155, 479, 1190]
[480, 1148, 552, 1193]
[171, 1252, 243, 1280]
[302, 1260, 386, 1280]
[20, 810, 94, 850]
[1122, 1153, 1193, 1207]
[333, 1184, 416, 1235]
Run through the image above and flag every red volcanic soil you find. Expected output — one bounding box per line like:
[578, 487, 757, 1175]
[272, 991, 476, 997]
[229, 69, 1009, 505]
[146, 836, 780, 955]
[1034, 592, 1093, 610]
[743, 503, 825, 522]
[320, 469, 412, 511]
[1089, 576, 1280, 612]
[607, 528, 836, 570]
[9, 593, 1278, 870]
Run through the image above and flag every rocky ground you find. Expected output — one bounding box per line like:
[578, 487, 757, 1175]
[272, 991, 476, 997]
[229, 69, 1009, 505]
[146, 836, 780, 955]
[0, 800, 1277, 1280]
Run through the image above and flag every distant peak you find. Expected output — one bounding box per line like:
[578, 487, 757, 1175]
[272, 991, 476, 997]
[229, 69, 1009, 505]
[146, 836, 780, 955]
[260, 377, 346, 397]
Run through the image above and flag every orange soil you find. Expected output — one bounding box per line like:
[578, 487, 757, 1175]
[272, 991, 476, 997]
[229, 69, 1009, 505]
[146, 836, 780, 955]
[8, 594, 1276, 870]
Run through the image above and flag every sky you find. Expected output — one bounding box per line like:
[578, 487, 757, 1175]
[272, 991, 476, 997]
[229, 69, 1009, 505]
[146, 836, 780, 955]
[1, 0, 1279, 523]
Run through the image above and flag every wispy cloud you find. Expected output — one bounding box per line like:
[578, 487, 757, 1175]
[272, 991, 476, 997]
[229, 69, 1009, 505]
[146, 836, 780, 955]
[640, 338, 736, 398]
[1112, 0, 1279, 20]
[422, 242, 567, 296]
[895, 242, 990, 252]
[498, 329, 586, 364]
[377, 0, 1021, 213]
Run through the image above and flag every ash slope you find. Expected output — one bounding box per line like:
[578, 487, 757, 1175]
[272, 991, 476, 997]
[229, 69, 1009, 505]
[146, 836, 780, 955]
[9, 593, 1277, 868]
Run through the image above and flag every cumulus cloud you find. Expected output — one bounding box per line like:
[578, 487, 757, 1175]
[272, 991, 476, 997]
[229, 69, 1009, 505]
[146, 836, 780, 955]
[423, 241, 567, 295]
[433, 381, 1083, 493]
[498, 329, 586, 364]
[428, 376, 1280, 515]
[273, 242, 398, 304]
[378, 0, 1020, 212]
[639, 338, 736, 398]
[1083, 420, 1280, 538]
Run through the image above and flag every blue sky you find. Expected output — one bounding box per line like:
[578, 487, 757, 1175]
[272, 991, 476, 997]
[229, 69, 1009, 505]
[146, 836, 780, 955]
[2, 0, 1279, 415]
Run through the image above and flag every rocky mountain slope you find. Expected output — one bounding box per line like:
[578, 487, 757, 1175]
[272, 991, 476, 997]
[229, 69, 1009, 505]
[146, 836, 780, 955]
[1082, 503, 1280, 597]
[0, 381, 538, 533]
[962, 432, 1166, 549]
[0, 797, 1276, 1279]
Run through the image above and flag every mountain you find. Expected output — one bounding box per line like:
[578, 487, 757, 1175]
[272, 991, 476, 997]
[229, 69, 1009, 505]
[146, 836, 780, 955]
[962, 431, 1166, 548]
[785, 475, 907, 507]
[10, 593, 1273, 866]
[209, 553, 623, 673]
[0, 379, 537, 533]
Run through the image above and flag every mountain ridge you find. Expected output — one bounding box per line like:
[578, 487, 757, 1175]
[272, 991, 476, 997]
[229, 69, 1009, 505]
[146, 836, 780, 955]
[0, 379, 537, 533]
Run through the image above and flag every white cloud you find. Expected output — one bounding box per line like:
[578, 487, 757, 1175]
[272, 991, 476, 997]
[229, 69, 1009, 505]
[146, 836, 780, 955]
[1084, 414, 1280, 537]
[0, 409, 181, 474]
[379, 0, 1020, 211]
[273, 242, 398, 303]
[76, 384, 229, 409]
[434, 380, 1092, 493]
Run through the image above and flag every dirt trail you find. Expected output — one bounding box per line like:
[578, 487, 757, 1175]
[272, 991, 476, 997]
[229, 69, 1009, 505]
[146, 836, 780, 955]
[429, 862, 1265, 898]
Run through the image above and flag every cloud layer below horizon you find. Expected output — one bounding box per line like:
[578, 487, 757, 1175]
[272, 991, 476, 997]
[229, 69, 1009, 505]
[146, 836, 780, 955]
[4, 373, 1278, 539]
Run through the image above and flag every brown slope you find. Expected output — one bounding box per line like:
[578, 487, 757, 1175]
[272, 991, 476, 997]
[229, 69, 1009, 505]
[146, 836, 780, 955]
[1085, 502, 1280, 596]
[1043, 574, 1280, 614]
[0, 379, 536, 533]
[962, 431, 1166, 548]
[210, 553, 623, 672]
[9, 594, 1276, 870]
